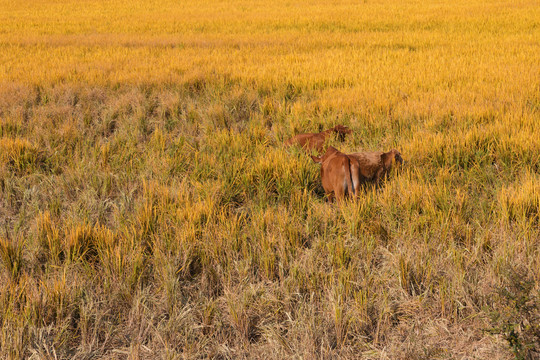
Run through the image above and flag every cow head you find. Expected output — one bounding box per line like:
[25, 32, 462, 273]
[382, 149, 404, 169]
[332, 125, 352, 142]
[394, 150, 404, 165]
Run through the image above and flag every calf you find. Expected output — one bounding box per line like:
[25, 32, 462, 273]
[311, 146, 359, 202]
[285, 125, 352, 153]
[348, 149, 403, 185]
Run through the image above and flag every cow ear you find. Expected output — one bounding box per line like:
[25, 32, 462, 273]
[311, 155, 322, 163]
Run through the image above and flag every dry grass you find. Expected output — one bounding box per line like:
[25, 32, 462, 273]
[0, 0, 539, 359]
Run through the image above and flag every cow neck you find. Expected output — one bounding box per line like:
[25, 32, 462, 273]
[382, 152, 394, 169]
[320, 128, 335, 137]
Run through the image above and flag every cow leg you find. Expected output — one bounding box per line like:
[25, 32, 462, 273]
[334, 187, 345, 203]
[374, 168, 385, 186]
[326, 191, 335, 203]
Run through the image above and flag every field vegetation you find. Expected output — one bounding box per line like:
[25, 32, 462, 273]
[0, 0, 539, 358]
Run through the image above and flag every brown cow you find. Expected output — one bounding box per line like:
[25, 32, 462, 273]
[348, 149, 403, 185]
[285, 125, 352, 153]
[311, 146, 359, 202]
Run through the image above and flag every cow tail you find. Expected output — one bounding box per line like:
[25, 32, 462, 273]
[345, 157, 354, 197]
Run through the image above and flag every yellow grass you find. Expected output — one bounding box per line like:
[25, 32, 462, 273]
[2, 1, 538, 103]
[0, 0, 539, 358]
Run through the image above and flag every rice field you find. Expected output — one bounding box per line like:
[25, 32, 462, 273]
[0, 0, 539, 358]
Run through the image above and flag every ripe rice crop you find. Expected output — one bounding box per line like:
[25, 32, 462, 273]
[0, 0, 539, 358]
